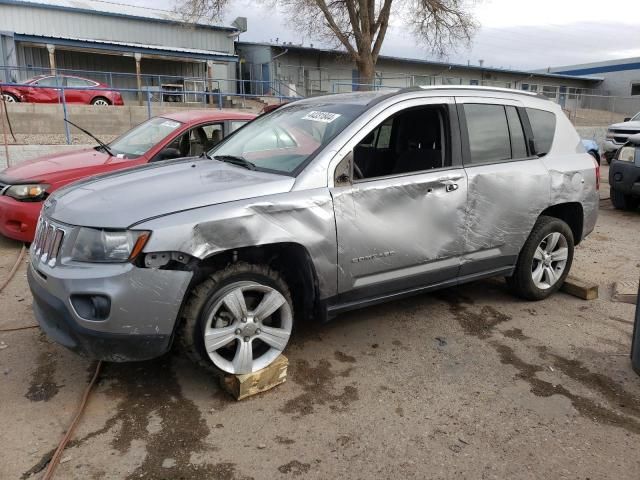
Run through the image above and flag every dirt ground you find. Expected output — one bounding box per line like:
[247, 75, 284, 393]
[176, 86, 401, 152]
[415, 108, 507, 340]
[1, 167, 639, 480]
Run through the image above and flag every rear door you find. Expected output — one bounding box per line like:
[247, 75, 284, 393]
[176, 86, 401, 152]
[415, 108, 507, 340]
[456, 97, 551, 278]
[330, 97, 468, 301]
[65, 77, 96, 103]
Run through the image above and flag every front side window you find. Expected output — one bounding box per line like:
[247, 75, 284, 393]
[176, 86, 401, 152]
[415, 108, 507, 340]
[352, 105, 449, 180]
[34, 76, 61, 87]
[209, 102, 367, 174]
[108, 117, 183, 158]
[526, 108, 556, 156]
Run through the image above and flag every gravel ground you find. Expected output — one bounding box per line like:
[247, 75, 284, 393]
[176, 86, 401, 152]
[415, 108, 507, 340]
[0, 168, 638, 480]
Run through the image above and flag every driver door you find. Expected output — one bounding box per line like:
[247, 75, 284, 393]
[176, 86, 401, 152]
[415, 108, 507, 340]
[330, 97, 468, 300]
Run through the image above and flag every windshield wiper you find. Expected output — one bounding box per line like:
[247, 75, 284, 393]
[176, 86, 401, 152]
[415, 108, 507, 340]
[213, 155, 256, 170]
[64, 119, 115, 157]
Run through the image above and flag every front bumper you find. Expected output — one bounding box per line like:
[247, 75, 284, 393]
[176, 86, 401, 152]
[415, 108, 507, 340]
[0, 196, 41, 242]
[609, 159, 640, 197]
[28, 257, 193, 362]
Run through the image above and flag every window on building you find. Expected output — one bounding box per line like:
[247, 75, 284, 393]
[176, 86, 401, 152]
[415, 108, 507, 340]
[529, 84, 538, 93]
[464, 104, 512, 164]
[526, 108, 557, 156]
[521, 83, 530, 91]
[542, 85, 558, 99]
[632, 84, 640, 96]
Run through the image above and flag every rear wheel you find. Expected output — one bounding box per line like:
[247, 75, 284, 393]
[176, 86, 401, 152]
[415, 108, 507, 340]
[179, 262, 293, 375]
[91, 97, 110, 106]
[610, 187, 639, 210]
[507, 216, 574, 301]
[2, 93, 17, 103]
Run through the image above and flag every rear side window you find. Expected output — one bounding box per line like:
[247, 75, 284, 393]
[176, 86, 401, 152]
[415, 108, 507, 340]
[506, 106, 528, 159]
[526, 108, 556, 156]
[464, 104, 511, 164]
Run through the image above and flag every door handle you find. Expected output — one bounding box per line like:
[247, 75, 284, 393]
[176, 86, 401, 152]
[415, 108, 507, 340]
[440, 180, 459, 192]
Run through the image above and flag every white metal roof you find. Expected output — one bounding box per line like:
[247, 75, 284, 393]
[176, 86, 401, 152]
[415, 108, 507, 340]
[8, 0, 235, 30]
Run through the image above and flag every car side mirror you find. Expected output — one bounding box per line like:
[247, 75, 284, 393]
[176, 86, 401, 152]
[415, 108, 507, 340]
[155, 147, 182, 161]
[624, 117, 631, 122]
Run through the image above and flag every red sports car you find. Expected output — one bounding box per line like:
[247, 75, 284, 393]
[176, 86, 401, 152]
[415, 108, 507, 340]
[1, 74, 124, 106]
[0, 110, 255, 242]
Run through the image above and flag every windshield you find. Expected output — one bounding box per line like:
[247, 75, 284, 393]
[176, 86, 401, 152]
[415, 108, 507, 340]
[208, 102, 367, 174]
[108, 117, 183, 159]
[631, 112, 640, 121]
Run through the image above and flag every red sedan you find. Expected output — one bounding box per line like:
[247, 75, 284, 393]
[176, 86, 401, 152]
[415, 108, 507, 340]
[1, 74, 124, 106]
[0, 110, 255, 242]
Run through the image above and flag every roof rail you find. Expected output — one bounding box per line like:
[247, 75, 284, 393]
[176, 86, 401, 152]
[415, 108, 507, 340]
[395, 85, 550, 100]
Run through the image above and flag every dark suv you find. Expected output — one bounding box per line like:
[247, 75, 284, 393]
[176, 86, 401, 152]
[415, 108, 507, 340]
[609, 133, 640, 210]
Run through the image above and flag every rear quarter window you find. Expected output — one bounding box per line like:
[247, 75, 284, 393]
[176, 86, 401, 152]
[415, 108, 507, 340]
[526, 108, 556, 156]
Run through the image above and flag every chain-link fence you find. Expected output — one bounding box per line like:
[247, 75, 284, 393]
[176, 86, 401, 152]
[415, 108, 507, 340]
[560, 94, 640, 126]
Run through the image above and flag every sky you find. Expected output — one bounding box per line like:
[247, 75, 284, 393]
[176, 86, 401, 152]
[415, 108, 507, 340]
[80, 0, 640, 70]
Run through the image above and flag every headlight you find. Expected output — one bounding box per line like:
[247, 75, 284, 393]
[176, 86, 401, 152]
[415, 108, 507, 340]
[4, 183, 49, 201]
[71, 228, 150, 263]
[617, 146, 636, 163]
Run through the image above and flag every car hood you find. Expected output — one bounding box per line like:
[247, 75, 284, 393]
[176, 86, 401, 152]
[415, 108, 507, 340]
[609, 120, 640, 130]
[46, 158, 296, 228]
[0, 148, 113, 185]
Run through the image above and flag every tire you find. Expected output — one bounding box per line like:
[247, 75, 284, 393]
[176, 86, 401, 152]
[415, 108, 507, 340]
[507, 215, 574, 301]
[91, 97, 110, 106]
[179, 262, 293, 375]
[610, 187, 639, 211]
[2, 93, 18, 103]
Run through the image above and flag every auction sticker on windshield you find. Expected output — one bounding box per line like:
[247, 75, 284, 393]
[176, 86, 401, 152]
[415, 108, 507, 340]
[161, 120, 181, 128]
[302, 111, 342, 123]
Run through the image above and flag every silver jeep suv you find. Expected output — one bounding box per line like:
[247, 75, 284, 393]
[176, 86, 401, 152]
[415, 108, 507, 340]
[28, 87, 599, 374]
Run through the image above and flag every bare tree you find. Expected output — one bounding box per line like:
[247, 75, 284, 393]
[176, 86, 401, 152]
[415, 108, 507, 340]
[176, 0, 477, 89]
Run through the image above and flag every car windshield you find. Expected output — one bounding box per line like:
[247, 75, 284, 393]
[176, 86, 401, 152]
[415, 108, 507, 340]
[108, 117, 183, 159]
[208, 102, 367, 174]
[631, 112, 640, 121]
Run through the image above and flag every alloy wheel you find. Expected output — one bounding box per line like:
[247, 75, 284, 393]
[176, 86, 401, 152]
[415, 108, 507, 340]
[531, 232, 568, 290]
[203, 281, 292, 374]
[2, 93, 16, 103]
[92, 99, 109, 106]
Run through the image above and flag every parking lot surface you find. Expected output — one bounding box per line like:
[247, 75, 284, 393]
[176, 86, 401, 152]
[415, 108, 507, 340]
[1, 179, 639, 479]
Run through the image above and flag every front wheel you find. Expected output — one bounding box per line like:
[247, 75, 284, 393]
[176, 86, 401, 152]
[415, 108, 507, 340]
[610, 187, 639, 210]
[2, 93, 18, 103]
[179, 262, 294, 375]
[507, 216, 574, 301]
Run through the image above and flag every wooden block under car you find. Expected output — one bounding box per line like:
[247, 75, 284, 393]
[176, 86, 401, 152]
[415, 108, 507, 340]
[220, 354, 288, 400]
[561, 276, 599, 300]
[612, 280, 639, 305]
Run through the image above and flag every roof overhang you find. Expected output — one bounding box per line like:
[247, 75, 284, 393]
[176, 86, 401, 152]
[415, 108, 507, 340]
[14, 34, 238, 63]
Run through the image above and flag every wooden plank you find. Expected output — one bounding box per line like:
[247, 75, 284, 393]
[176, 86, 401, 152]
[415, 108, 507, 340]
[561, 275, 598, 300]
[612, 280, 639, 305]
[220, 354, 288, 401]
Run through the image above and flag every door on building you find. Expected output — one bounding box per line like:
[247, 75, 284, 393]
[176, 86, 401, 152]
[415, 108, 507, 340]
[261, 63, 270, 95]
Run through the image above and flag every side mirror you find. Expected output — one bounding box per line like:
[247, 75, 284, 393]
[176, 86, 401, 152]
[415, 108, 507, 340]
[624, 117, 632, 122]
[155, 147, 182, 161]
[334, 152, 353, 186]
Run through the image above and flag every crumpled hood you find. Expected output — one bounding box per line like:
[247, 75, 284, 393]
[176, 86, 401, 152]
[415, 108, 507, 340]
[609, 120, 640, 130]
[46, 158, 296, 228]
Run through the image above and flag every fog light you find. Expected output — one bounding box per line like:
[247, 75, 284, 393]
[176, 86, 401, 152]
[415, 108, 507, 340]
[71, 294, 111, 321]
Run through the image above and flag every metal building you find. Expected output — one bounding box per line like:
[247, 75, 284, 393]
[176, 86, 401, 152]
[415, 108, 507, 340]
[0, 0, 243, 101]
[237, 42, 602, 105]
